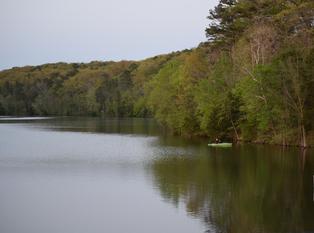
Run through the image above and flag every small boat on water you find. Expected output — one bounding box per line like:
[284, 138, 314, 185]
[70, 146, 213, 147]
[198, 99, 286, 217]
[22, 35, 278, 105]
[208, 143, 232, 148]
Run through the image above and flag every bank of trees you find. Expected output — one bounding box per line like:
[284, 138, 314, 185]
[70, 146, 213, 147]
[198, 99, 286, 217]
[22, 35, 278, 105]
[0, 0, 313, 146]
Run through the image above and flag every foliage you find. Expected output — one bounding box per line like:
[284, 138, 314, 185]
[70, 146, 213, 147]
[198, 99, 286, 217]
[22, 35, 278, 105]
[0, 0, 313, 146]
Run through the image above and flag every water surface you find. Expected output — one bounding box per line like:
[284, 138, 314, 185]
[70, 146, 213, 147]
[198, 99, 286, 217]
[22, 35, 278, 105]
[0, 117, 313, 233]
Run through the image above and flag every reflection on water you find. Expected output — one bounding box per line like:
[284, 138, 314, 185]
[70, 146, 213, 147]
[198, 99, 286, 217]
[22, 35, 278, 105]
[0, 117, 313, 233]
[150, 146, 314, 233]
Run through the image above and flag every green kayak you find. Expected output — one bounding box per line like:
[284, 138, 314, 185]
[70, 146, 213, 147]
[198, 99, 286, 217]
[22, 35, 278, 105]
[208, 143, 232, 148]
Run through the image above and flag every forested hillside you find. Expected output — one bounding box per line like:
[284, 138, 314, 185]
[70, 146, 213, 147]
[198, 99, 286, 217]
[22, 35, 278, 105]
[0, 0, 313, 147]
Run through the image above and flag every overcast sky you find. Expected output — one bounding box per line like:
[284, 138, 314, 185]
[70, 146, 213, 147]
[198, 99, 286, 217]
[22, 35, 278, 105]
[0, 0, 218, 70]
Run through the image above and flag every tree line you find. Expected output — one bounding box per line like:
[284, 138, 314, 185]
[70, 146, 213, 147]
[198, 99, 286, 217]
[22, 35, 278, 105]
[0, 0, 313, 147]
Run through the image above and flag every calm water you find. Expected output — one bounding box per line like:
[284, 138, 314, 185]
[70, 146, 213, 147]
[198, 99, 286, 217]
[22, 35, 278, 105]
[0, 117, 313, 233]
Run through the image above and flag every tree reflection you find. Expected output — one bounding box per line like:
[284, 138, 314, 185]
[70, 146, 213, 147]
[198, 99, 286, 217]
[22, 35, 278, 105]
[150, 146, 314, 233]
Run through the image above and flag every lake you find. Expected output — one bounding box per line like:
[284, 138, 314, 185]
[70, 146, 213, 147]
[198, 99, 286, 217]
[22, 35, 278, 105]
[0, 117, 313, 233]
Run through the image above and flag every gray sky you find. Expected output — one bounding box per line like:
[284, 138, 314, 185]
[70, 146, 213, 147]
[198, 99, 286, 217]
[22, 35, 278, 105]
[0, 0, 218, 70]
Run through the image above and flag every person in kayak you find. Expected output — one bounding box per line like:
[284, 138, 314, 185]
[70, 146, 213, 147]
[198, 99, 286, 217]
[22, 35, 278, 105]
[215, 138, 221, 144]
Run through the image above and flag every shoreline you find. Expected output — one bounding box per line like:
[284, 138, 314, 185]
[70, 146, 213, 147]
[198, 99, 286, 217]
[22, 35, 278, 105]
[1, 115, 312, 148]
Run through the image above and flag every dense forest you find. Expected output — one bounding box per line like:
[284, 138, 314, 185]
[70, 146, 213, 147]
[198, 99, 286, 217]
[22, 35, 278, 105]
[0, 0, 313, 147]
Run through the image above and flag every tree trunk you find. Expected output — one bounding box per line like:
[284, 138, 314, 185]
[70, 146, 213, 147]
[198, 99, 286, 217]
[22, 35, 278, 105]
[231, 118, 240, 142]
[300, 123, 307, 148]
